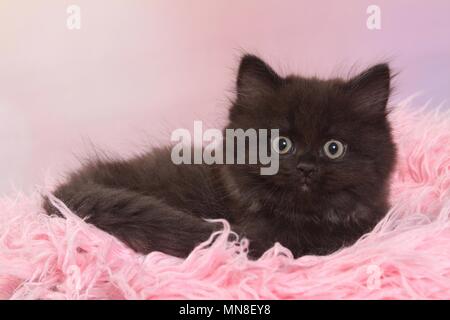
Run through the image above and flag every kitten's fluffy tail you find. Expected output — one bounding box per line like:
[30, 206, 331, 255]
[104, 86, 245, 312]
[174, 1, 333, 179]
[43, 183, 221, 258]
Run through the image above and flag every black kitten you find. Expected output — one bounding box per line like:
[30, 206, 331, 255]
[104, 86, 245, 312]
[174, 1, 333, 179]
[44, 55, 396, 259]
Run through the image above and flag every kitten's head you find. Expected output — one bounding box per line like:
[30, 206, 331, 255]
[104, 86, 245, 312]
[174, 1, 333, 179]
[226, 54, 396, 205]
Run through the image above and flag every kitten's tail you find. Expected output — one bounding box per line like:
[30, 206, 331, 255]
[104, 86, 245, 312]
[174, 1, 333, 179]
[43, 183, 221, 258]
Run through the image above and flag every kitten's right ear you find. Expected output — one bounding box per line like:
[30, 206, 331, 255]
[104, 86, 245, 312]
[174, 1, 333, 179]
[236, 55, 281, 99]
[346, 63, 392, 115]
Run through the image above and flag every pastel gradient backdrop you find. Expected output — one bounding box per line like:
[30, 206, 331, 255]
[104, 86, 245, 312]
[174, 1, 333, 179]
[0, 0, 449, 195]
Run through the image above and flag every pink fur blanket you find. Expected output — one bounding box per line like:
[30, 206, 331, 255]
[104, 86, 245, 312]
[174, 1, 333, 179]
[1, 98, 449, 300]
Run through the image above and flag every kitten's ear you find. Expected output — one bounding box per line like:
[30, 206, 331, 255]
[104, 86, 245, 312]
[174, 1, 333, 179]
[346, 63, 391, 114]
[236, 54, 281, 99]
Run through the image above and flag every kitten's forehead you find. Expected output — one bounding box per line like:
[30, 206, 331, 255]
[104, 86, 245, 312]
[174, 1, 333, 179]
[293, 77, 344, 104]
[277, 78, 349, 140]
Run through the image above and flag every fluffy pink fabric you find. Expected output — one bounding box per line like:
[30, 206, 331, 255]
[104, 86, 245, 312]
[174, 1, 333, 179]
[1, 99, 450, 300]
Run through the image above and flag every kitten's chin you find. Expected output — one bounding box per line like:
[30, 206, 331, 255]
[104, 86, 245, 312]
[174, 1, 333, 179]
[300, 183, 311, 192]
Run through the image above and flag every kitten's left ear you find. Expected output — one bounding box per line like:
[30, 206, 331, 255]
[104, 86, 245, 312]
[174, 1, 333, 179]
[346, 63, 392, 114]
[236, 54, 282, 100]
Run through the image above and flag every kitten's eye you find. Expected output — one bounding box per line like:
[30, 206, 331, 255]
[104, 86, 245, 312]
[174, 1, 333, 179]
[323, 140, 346, 159]
[273, 136, 294, 155]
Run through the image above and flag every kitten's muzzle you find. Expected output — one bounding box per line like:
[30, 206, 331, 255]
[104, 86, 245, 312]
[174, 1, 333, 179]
[297, 162, 317, 192]
[296, 162, 318, 178]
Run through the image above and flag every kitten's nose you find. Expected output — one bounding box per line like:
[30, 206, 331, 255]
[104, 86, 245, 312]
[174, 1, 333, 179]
[296, 162, 317, 177]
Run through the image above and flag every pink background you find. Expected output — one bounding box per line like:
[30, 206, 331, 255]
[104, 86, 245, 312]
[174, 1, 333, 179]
[0, 0, 449, 195]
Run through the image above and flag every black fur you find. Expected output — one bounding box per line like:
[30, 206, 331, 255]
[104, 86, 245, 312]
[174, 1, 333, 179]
[44, 54, 396, 259]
